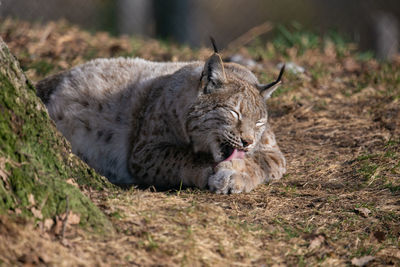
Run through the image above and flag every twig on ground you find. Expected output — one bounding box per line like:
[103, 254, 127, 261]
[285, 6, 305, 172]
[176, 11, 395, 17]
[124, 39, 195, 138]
[227, 21, 273, 50]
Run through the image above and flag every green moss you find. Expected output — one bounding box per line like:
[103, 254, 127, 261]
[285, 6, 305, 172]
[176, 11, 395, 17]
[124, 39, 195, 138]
[0, 41, 113, 233]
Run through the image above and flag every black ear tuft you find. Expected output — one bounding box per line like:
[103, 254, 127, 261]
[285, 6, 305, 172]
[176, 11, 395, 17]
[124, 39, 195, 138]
[201, 37, 226, 94]
[257, 64, 285, 100]
[210, 36, 219, 53]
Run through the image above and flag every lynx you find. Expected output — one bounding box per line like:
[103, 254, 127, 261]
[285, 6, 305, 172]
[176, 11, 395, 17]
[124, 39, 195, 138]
[36, 41, 286, 194]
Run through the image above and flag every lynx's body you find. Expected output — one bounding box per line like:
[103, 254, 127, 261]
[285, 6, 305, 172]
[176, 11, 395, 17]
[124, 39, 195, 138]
[37, 50, 286, 193]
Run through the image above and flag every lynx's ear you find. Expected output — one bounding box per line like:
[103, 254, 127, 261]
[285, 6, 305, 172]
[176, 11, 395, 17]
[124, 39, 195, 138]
[257, 64, 285, 100]
[201, 37, 227, 94]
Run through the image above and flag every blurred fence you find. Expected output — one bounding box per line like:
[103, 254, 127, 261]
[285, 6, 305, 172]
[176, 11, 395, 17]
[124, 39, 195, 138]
[1, 0, 399, 59]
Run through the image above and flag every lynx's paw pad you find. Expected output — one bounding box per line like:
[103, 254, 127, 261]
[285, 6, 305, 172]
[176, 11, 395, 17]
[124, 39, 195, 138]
[208, 161, 254, 194]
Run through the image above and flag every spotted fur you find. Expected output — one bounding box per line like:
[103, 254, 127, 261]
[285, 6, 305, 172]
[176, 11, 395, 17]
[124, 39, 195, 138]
[36, 51, 286, 193]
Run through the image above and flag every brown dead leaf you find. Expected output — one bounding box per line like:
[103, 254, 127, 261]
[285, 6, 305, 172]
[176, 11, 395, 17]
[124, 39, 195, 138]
[66, 178, 79, 188]
[0, 157, 9, 183]
[30, 207, 43, 219]
[351, 255, 375, 266]
[0, 169, 8, 182]
[50, 211, 80, 237]
[28, 194, 36, 206]
[67, 212, 81, 225]
[60, 238, 72, 247]
[44, 218, 54, 231]
[18, 253, 41, 265]
[52, 216, 63, 235]
[308, 234, 325, 250]
[58, 60, 69, 69]
[58, 211, 81, 226]
[343, 57, 361, 72]
[354, 207, 371, 218]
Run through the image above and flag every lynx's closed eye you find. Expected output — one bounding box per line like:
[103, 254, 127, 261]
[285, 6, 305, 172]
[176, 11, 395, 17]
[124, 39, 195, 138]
[256, 120, 266, 127]
[229, 110, 240, 120]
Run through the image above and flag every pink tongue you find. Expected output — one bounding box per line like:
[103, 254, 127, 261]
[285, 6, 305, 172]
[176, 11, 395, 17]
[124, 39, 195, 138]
[223, 148, 245, 162]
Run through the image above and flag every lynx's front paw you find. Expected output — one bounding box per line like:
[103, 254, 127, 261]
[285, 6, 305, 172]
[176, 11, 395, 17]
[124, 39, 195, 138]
[208, 160, 256, 194]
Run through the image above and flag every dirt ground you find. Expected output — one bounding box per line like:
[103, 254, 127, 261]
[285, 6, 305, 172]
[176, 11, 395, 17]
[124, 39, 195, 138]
[1, 19, 399, 266]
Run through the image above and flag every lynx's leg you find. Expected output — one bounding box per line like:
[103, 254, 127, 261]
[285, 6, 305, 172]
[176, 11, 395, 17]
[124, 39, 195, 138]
[209, 128, 286, 194]
[129, 143, 213, 189]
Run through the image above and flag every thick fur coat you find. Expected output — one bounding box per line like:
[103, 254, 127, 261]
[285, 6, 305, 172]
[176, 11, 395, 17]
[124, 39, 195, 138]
[36, 51, 286, 194]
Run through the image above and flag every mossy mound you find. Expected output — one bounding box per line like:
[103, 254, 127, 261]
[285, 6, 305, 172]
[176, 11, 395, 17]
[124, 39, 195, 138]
[0, 37, 113, 232]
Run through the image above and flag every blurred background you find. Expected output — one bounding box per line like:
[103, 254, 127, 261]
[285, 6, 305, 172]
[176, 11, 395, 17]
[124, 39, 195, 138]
[1, 0, 400, 60]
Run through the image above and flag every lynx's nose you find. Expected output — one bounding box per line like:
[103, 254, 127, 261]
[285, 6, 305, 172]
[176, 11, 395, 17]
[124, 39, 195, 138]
[241, 137, 253, 148]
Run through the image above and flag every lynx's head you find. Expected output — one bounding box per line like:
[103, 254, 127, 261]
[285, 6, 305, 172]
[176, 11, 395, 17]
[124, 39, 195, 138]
[186, 39, 284, 163]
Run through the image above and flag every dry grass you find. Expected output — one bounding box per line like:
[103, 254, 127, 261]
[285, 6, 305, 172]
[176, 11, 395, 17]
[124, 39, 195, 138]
[0, 18, 399, 266]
